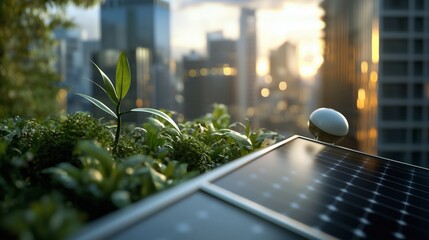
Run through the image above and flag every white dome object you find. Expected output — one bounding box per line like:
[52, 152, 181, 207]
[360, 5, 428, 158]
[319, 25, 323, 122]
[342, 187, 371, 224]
[308, 108, 349, 144]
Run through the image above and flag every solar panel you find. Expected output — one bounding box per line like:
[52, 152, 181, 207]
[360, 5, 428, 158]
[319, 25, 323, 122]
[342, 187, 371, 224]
[109, 191, 305, 240]
[73, 136, 429, 240]
[214, 138, 429, 239]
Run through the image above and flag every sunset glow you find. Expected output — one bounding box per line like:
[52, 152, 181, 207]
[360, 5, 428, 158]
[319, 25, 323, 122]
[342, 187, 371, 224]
[67, 0, 325, 78]
[171, 1, 325, 78]
[256, 57, 269, 76]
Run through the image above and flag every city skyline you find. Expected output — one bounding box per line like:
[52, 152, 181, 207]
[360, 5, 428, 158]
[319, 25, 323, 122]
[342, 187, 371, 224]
[66, 0, 324, 78]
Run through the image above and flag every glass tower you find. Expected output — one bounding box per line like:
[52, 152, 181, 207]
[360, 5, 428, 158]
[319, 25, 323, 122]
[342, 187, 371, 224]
[100, 0, 171, 110]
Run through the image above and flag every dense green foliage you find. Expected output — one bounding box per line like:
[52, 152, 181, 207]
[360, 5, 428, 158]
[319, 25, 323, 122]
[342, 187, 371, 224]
[0, 0, 101, 119]
[0, 105, 285, 239]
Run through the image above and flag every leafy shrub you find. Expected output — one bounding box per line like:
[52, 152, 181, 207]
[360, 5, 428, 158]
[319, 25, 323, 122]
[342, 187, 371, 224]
[0, 104, 285, 239]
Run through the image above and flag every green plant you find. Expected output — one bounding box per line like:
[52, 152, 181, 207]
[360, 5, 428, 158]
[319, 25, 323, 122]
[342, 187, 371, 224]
[0, 104, 286, 239]
[1, 49, 287, 238]
[76, 52, 180, 152]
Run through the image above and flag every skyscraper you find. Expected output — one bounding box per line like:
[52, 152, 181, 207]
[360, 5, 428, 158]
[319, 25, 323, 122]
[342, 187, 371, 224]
[96, 0, 171, 113]
[237, 8, 257, 119]
[377, 0, 429, 166]
[183, 32, 237, 120]
[54, 29, 86, 113]
[319, 0, 363, 149]
[207, 31, 236, 67]
[320, 0, 429, 167]
[260, 41, 305, 135]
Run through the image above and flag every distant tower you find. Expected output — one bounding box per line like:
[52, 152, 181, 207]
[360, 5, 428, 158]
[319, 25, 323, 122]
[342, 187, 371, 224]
[237, 8, 257, 119]
[98, 0, 171, 111]
[319, 0, 361, 150]
[183, 32, 237, 120]
[54, 29, 85, 113]
[263, 41, 304, 134]
[207, 31, 236, 67]
[81, 39, 101, 111]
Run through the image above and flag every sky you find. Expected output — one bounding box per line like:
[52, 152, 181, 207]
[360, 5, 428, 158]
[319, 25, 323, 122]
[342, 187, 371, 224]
[67, 0, 324, 77]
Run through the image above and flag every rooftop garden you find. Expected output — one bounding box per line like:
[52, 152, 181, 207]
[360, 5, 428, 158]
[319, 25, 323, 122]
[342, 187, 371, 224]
[0, 52, 284, 239]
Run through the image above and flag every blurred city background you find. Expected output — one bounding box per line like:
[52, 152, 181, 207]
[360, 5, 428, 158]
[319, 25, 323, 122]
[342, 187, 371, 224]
[1, 0, 428, 167]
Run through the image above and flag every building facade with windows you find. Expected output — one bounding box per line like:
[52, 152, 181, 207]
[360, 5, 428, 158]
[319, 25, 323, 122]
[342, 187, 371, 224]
[377, 0, 429, 165]
[320, 0, 429, 167]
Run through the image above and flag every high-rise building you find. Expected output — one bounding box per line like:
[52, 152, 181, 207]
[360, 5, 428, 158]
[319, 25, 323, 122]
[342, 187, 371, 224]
[207, 31, 236, 67]
[182, 52, 209, 120]
[319, 0, 364, 149]
[97, 0, 171, 114]
[54, 29, 86, 113]
[237, 8, 257, 119]
[320, 0, 429, 167]
[81, 40, 101, 112]
[377, 0, 429, 166]
[183, 32, 237, 120]
[258, 41, 306, 135]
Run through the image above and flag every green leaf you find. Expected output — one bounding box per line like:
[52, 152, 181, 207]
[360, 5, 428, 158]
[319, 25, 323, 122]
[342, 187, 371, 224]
[75, 93, 117, 119]
[219, 129, 252, 148]
[111, 190, 131, 208]
[149, 168, 167, 190]
[92, 61, 119, 105]
[115, 52, 131, 100]
[76, 141, 114, 176]
[131, 108, 181, 135]
[44, 167, 79, 189]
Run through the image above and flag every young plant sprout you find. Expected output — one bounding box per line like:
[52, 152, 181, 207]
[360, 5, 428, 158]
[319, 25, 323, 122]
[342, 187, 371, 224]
[76, 51, 181, 152]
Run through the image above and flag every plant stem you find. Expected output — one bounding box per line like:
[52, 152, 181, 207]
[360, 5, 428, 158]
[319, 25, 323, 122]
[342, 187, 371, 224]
[113, 103, 122, 153]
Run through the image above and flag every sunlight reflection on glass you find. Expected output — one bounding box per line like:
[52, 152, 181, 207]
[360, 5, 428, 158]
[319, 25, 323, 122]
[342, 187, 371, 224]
[288, 141, 324, 176]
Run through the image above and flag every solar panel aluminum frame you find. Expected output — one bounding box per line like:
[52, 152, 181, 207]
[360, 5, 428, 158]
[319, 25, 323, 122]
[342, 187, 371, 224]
[71, 135, 429, 240]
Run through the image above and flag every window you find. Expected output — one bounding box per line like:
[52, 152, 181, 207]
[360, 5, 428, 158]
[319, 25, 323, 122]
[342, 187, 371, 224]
[382, 17, 408, 32]
[414, 83, 423, 98]
[426, 83, 429, 98]
[414, 61, 423, 76]
[415, 0, 424, 10]
[379, 151, 405, 161]
[382, 61, 408, 76]
[412, 129, 422, 143]
[381, 106, 407, 121]
[382, 39, 408, 54]
[426, 40, 429, 54]
[382, 83, 407, 98]
[414, 39, 423, 54]
[383, 0, 409, 10]
[380, 128, 407, 143]
[413, 106, 423, 121]
[427, 107, 429, 122]
[426, 127, 429, 142]
[411, 152, 422, 165]
[414, 18, 423, 32]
